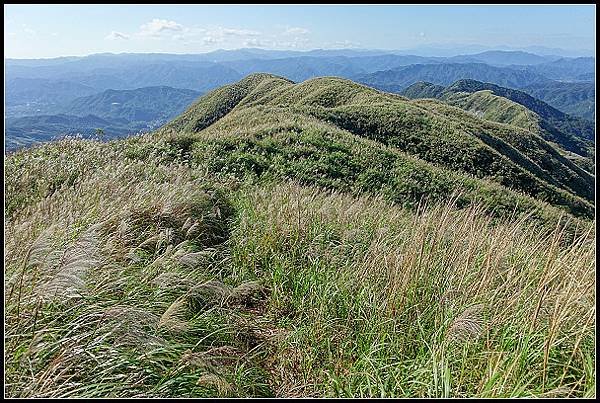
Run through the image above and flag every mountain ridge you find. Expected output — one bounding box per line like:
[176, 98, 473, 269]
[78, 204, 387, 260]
[401, 79, 594, 155]
[159, 73, 594, 220]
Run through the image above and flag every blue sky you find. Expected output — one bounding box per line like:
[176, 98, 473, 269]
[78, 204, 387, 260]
[4, 5, 596, 58]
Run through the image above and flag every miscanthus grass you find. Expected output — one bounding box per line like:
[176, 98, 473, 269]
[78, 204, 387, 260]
[4, 137, 595, 398]
[229, 182, 594, 398]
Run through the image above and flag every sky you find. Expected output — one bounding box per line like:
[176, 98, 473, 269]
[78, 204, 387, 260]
[4, 4, 596, 59]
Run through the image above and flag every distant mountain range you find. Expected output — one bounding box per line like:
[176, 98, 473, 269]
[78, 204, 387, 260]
[508, 57, 595, 81]
[354, 60, 594, 121]
[447, 50, 557, 66]
[4, 49, 595, 151]
[63, 86, 201, 122]
[6, 114, 126, 151]
[5, 78, 99, 116]
[6, 86, 202, 150]
[355, 63, 552, 91]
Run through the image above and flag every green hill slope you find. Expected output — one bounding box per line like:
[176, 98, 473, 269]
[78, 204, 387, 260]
[161, 74, 594, 219]
[443, 79, 594, 142]
[400, 80, 595, 170]
[5, 74, 595, 398]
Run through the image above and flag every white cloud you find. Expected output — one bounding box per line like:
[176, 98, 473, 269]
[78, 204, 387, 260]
[325, 40, 361, 49]
[222, 28, 261, 37]
[266, 25, 312, 48]
[138, 18, 183, 37]
[171, 27, 207, 42]
[244, 38, 266, 47]
[284, 26, 310, 36]
[105, 31, 130, 40]
[202, 36, 221, 45]
[109, 20, 263, 47]
[275, 37, 311, 49]
[181, 26, 262, 47]
[132, 21, 260, 44]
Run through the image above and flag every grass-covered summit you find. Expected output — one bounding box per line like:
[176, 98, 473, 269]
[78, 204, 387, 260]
[5, 74, 595, 398]
[160, 73, 594, 220]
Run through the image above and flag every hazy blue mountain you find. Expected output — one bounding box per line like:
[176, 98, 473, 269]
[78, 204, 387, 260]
[575, 72, 595, 81]
[5, 61, 240, 117]
[299, 48, 393, 57]
[4, 48, 419, 68]
[57, 74, 131, 91]
[6, 59, 243, 90]
[343, 54, 446, 72]
[5, 78, 100, 117]
[6, 53, 214, 74]
[5, 77, 98, 105]
[61, 62, 242, 92]
[355, 63, 551, 92]
[3, 55, 82, 67]
[508, 57, 595, 81]
[5, 114, 133, 151]
[221, 56, 366, 81]
[396, 44, 594, 58]
[5, 86, 203, 151]
[6, 51, 591, 94]
[199, 48, 394, 61]
[538, 57, 595, 80]
[219, 54, 447, 82]
[449, 50, 558, 66]
[522, 81, 595, 121]
[64, 86, 202, 121]
[518, 45, 594, 58]
[9, 49, 582, 83]
[113, 62, 242, 91]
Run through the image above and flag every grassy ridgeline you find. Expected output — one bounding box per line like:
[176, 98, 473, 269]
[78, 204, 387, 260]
[162, 74, 594, 219]
[4, 134, 595, 398]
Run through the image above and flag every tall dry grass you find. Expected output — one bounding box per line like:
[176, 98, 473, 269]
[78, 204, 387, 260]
[4, 137, 595, 397]
[230, 182, 595, 397]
